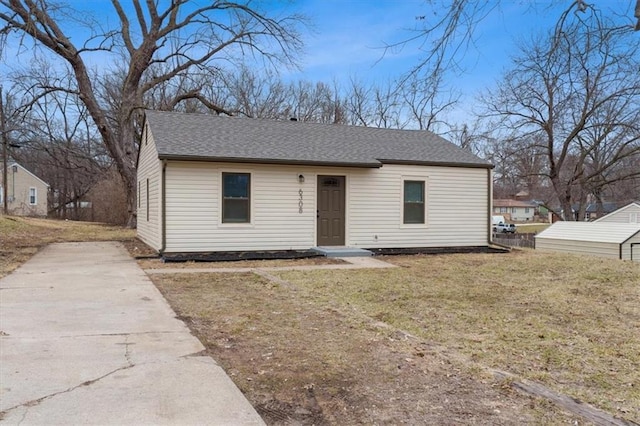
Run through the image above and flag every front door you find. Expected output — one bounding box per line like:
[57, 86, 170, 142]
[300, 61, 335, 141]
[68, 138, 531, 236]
[317, 175, 345, 246]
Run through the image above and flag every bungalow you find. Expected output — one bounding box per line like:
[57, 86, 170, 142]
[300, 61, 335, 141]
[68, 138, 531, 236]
[492, 199, 537, 222]
[136, 111, 494, 255]
[0, 162, 49, 217]
[569, 202, 618, 221]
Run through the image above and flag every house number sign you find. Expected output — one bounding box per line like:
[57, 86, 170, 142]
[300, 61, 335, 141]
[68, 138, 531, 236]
[298, 189, 304, 213]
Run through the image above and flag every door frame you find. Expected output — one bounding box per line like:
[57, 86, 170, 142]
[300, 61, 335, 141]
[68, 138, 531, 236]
[316, 174, 347, 246]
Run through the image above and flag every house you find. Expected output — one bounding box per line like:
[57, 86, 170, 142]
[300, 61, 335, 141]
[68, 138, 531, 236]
[492, 199, 537, 222]
[0, 162, 49, 217]
[535, 222, 640, 262]
[136, 111, 494, 255]
[594, 202, 640, 224]
[569, 202, 618, 221]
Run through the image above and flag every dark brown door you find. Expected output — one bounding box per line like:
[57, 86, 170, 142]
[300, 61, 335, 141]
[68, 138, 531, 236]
[317, 175, 345, 246]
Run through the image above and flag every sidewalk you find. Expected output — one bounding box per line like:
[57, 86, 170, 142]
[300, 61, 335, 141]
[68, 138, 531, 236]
[0, 242, 264, 425]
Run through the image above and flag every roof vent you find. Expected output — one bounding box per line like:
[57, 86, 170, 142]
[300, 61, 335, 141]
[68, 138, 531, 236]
[290, 117, 297, 121]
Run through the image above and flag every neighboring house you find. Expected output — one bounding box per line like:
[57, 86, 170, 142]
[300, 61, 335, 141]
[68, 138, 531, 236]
[137, 111, 494, 254]
[594, 202, 640, 224]
[569, 202, 617, 221]
[0, 162, 49, 217]
[535, 222, 640, 262]
[492, 199, 536, 222]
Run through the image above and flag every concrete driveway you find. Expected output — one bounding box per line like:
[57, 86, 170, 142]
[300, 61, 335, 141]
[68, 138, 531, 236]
[0, 242, 264, 425]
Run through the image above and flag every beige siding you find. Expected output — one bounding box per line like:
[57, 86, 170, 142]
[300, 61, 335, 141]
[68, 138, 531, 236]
[1, 164, 48, 216]
[622, 233, 640, 262]
[136, 124, 163, 250]
[164, 162, 490, 253]
[165, 162, 315, 252]
[536, 238, 620, 259]
[347, 164, 489, 248]
[596, 203, 640, 224]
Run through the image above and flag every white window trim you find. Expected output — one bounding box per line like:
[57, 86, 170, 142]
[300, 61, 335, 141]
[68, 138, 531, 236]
[400, 175, 428, 228]
[219, 170, 255, 227]
[29, 187, 37, 205]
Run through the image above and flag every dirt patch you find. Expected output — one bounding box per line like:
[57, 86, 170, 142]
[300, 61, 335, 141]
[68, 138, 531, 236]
[153, 271, 580, 425]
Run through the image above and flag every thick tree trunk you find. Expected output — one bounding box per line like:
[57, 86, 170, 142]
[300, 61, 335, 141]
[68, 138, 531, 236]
[114, 110, 140, 228]
[550, 173, 573, 221]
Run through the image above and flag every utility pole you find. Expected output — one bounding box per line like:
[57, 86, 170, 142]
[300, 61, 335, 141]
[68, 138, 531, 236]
[1, 85, 8, 215]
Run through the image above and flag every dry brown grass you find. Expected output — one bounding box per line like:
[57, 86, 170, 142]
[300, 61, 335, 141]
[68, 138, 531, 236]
[150, 249, 640, 424]
[0, 215, 135, 278]
[154, 270, 575, 424]
[275, 251, 640, 422]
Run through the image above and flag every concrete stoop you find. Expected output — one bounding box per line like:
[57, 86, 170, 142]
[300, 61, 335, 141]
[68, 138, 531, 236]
[311, 246, 373, 257]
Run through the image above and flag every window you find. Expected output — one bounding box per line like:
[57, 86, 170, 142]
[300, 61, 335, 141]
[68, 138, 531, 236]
[29, 188, 37, 205]
[222, 173, 250, 223]
[511, 207, 517, 213]
[525, 207, 530, 213]
[403, 180, 425, 224]
[500, 207, 507, 213]
[146, 179, 149, 222]
[631, 212, 638, 223]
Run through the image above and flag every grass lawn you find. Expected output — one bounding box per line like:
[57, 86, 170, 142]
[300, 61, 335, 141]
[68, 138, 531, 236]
[3, 216, 637, 423]
[0, 215, 135, 278]
[515, 223, 550, 234]
[152, 250, 640, 424]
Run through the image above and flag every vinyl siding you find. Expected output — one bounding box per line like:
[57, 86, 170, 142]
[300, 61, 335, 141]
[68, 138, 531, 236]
[536, 238, 620, 259]
[347, 164, 488, 248]
[163, 162, 490, 253]
[595, 203, 640, 224]
[165, 162, 315, 252]
[0, 164, 48, 216]
[136, 124, 163, 250]
[622, 233, 640, 262]
[535, 221, 640, 262]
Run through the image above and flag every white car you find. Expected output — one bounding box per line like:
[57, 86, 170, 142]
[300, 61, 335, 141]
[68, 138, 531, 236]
[493, 222, 516, 233]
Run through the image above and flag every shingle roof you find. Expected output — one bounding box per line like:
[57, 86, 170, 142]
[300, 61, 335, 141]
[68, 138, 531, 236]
[144, 110, 492, 168]
[493, 199, 537, 208]
[570, 202, 618, 213]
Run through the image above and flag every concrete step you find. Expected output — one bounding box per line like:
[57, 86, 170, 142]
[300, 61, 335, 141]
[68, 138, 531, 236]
[311, 246, 373, 258]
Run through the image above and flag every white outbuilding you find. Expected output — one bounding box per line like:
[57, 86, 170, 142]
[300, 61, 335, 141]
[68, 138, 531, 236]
[535, 222, 640, 262]
[594, 201, 640, 224]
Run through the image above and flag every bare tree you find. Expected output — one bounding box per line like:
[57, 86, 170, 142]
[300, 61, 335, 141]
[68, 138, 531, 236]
[8, 67, 109, 218]
[0, 0, 304, 226]
[481, 3, 640, 219]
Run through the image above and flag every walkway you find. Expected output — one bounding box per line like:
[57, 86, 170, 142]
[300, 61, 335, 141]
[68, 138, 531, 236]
[0, 242, 264, 425]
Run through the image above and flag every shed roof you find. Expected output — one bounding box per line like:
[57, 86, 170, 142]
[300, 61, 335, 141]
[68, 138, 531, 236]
[535, 222, 640, 244]
[144, 110, 492, 169]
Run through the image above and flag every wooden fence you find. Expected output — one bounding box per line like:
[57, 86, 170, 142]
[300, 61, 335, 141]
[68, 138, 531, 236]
[493, 233, 536, 249]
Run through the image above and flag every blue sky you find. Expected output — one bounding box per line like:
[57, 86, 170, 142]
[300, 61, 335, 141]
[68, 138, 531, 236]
[3, 0, 637, 126]
[282, 0, 636, 123]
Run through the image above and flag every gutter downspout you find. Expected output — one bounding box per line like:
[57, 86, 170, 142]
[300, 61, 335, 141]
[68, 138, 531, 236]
[488, 168, 493, 245]
[160, 160, 167, 255]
